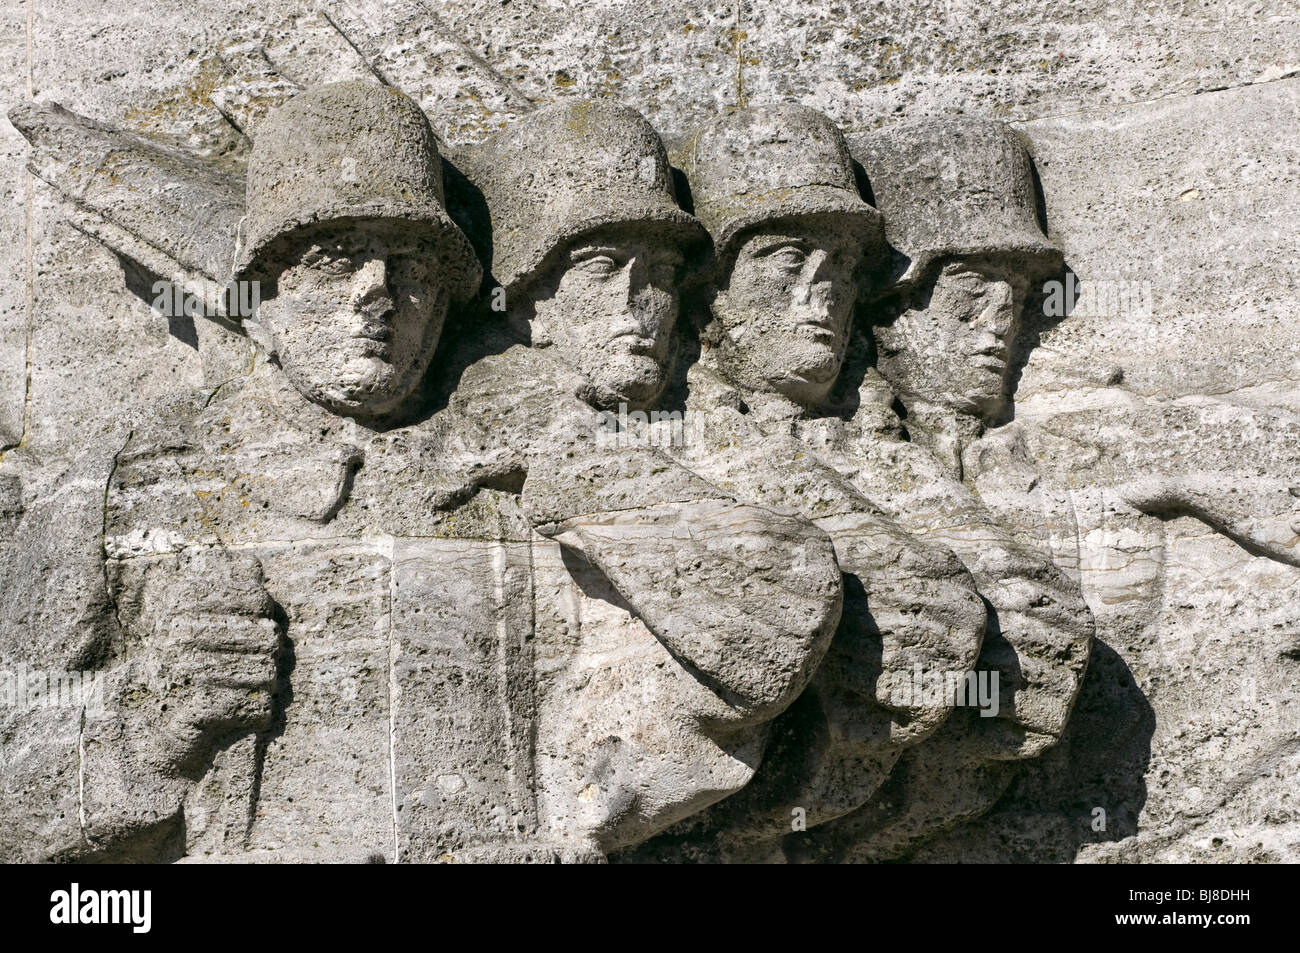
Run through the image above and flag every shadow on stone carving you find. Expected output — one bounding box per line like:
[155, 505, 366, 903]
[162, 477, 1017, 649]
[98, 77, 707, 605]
[7, 71, 1281, 865]
[899, 640, 1155, 863]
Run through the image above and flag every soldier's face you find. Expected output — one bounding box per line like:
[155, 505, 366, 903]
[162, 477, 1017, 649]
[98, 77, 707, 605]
[712, 220, 862, 407]
[258, 223, 450, 419]
[874, 255, 1029, 422]
[529, 229, 684, 411]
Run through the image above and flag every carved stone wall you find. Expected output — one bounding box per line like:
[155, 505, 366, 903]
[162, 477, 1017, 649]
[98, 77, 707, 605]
[1, 1, 1297, 863]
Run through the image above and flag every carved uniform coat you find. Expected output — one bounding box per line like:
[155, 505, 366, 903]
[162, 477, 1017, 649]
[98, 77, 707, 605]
[623, 359, 986, 857]
[101, 359, 538, 861]
[87, 339, 844, 861]
[653, 365, 1092, 862]
[444, 338, 845, 853]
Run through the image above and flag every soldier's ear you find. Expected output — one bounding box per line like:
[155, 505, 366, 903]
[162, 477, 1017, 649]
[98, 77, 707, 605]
[505, 294, 548, 347]
[517, 316, 549, 347]
[243, 316, 278, 358]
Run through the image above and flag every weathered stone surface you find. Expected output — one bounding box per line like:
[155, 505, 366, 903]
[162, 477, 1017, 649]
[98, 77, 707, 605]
[1016, 79, 1300, 410]
[1, 3, 1297, 865]
[738, 0, 1300, 130]
[911, 79, 1300, 863]
[0, 1, 28, 453]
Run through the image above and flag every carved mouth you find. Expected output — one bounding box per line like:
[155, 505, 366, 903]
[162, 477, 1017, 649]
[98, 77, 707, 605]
[349, 307, 396, 352]
[345, 319, 394, 360]
[352, 325, 392, 343]
[972, 344, 1008, 369]
[797, 313, 842, 338]
[607, 331, 655, 353]
[350, 340, 392, 361]
[800, 324, 838, 341]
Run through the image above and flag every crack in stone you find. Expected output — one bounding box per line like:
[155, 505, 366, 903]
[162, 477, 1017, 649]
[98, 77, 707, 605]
[316, 2, 394, 87]
[385, 533, 400, 864]
[733, 0, 746, 109]
[101, 429, 135, 656]
[412, 0, 536, 110]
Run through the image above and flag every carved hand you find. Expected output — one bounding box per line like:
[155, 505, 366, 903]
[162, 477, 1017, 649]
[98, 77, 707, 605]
[110, 549, 283, 771]
[946, 537, 1094, 757]
[816, 511, 987, 744]
[533, 494, 844, 726]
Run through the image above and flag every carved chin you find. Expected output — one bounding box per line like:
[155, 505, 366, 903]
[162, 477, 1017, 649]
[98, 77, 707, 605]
[294, 356, 416, 416]
[972, 361, 1011, 397]
[587, 355, 667, 409]
[778, 342, 844, 389]
[952, 368, 1010, 418]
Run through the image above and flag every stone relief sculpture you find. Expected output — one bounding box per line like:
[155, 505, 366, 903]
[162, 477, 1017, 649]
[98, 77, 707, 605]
[5, 80, 519, 862]
[623, 110, 1101, 863]
[448, 101, 844, 854]
[856, 118, 1300, 701]
[812, 117, 1300, 862]
[799, 119, 1100, 860]
[232, 82, 483, 421]
[2, 61, 1295, 864]
[2, 88, 845, 862]
[627, 105, 990, 861]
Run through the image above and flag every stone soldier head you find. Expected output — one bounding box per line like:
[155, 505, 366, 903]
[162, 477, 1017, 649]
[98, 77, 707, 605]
[688, 105, 884, 408]
[235, 82, 481, 421]
[472, 101, 707, 411]
[851, 118, 1063, 424]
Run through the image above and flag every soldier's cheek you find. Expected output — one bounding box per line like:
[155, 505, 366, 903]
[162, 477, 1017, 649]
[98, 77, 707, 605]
[741, 302, 789, 339]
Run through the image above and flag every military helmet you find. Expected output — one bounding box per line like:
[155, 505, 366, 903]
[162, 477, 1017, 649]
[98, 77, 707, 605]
[849, 117, 1063, 291]
[235, 81, 481, 300]
[465, 100, 707, 293]
[687, 104, 884, 270]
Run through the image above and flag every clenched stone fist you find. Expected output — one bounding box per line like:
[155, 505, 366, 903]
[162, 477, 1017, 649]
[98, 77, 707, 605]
[109, 548, 285, 771]
[956, 539, 1094, 757]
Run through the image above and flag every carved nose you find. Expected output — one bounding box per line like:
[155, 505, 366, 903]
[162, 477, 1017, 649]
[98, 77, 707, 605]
[623, 260, 653, 310]
[978, 281, 1016, 334]
[630, 284, 669, 331]
[794, 250, 834, 308]
[351, 256, 390, 306]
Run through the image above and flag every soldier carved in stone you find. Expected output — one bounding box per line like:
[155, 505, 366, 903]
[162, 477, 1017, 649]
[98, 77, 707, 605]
[3, 81, 556, 862]
[90, 81, 503, 862]
[233, 82, 482, 423]
[631, 105, 989, 860]
[4, 85, 847, 863]
[451, 101, 848, 855]
[810, 116, 1300, 861]
[844, 118, 1096, 738]
[634, 114, 1101, 862]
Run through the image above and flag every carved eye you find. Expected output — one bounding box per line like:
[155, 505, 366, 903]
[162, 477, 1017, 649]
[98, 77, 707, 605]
[651, 250, 684, 273]
[323, 258, 356, 278]
[306, 249, 355, 278]
[389, 254, 424, 276]
[388, 256, 432, 293]
[768, 244, 807, 271]
[832, 248, 860, 271]
[574, 253, 620, 277]
[649, 256, 682, 280]
[944, 267, 984, 294]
